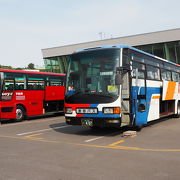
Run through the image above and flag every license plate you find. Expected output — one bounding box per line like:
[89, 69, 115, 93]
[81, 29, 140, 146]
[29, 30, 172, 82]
[76, 108, 97, 114]
[81, 119, 93, 127]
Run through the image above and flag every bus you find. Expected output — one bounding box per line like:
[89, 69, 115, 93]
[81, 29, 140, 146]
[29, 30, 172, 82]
[64, 45, 180, 129]
[0, 69, 66, 121]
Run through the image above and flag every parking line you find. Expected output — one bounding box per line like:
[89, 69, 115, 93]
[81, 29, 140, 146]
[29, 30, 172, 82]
[24, 133, 44, 140]
[1, 134, 180, 152]
[85, 136, 104, 143]
[84, 131, 121, 143]
[17, 125, 71, 136]
[108, 140, 125, 146]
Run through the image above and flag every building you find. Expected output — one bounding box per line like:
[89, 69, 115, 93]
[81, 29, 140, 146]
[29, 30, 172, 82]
[42, 28, 180, 73]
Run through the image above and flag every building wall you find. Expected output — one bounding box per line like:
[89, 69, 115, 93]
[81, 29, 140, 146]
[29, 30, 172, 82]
[42, 28, 180, 73]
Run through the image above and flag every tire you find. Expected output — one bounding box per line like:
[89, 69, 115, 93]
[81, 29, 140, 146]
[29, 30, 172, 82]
[174, 102, 180, 118]
[131, 125, 143, 131]
[16, 105, 26, 121]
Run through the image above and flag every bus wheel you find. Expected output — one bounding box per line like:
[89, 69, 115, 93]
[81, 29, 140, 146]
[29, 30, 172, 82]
[134, 125, 143, 131]
[174, 102, 180, 118]
[16, 105, 26, 121]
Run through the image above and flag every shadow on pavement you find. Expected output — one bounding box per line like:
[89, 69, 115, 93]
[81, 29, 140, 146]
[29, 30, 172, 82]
[49, 115, 176, 137]
[49, 123, 132, 137]
[0, 112, 64, 125]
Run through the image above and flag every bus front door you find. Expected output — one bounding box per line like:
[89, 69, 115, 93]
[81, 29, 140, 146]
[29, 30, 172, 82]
[121, 71, 131, 126]
[133, 68, 147, 126]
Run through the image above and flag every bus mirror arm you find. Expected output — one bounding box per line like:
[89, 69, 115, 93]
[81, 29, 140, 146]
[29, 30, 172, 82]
[115, 66, 130, 85]
[115, 73, 122, 85]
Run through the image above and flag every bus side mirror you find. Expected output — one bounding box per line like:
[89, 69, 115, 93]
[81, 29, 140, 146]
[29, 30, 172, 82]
[115, 74, 122, 85]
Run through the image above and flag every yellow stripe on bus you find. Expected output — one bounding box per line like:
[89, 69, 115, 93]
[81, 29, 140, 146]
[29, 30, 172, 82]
[152, 95, 161, 99]
[165, 81, 176, 100]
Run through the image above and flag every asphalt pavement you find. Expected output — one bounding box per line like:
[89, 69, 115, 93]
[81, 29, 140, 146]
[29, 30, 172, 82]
[0, 115, 180, 180]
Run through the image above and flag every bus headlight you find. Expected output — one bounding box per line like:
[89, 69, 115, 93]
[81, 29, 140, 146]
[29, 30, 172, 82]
[65, 107, 73, 114]
[103, 107, 120, 114]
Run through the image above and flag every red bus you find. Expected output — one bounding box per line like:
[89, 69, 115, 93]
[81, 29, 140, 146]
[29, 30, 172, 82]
[0, 69, 66, 121]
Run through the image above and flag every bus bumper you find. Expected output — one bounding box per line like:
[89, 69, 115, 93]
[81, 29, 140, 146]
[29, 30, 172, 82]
[0, 103, 16, 120]
[65, 117, 121, 128]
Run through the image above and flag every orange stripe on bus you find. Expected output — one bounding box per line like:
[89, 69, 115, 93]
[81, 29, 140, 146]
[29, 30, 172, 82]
[165, 81, 176, 100]
[152, 96, 161, 99]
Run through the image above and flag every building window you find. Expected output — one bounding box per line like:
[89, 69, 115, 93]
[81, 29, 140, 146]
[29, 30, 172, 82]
[44, 59, 53, 72]
[176, 43, 180, 64]
[153, 44, 165, 59]
[135, 41, 180, 65]
[44, 56, 69, 73]
[141, 45, 153, 54]
[164, 42, 177, 63]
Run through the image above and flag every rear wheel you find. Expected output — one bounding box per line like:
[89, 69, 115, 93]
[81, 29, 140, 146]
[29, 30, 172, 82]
[16, 105, 26, 121]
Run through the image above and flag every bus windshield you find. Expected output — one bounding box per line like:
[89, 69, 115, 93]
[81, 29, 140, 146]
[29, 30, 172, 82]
[66, 49, 120, 98]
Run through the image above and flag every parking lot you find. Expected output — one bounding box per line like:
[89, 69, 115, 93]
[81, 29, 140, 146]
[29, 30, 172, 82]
[0, 115, 180, 180]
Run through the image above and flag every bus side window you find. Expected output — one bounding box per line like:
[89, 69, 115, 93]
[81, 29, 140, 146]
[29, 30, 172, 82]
[3, 72, 14, 91]
[49, 76, 64, 86]
[161, 69, 171, 81]
[3, 80, 14, 90]
[146, 65, 160, 80]
[15, 74, 26, 90]
[27, 75, 45, 90]
[132, 62, 145, 79]
[172, 72, 179, 82]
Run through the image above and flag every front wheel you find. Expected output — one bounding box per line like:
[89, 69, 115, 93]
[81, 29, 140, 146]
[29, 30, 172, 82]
[16, 105, 26, 121]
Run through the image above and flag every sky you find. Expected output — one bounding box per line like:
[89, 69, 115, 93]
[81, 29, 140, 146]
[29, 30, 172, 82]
[0, 0, 180, 68]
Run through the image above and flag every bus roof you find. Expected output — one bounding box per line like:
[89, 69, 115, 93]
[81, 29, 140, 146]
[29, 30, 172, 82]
[73, 44, 179, 67]
[0, 69, 66, 76]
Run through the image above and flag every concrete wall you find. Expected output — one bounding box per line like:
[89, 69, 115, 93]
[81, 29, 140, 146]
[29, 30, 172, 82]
[42, 28, 180, 58]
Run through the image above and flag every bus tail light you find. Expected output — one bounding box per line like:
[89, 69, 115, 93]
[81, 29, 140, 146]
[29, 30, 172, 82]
[103, 107, 120, 114]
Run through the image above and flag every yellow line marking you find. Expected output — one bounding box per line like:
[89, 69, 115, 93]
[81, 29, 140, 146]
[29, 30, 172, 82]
[1, 135, 180, 152]
[24, 133, 44, 140]
[108, 140, 125, 146]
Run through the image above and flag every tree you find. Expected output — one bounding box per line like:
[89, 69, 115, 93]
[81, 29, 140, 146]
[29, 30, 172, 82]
[0, 64, 13, 69]
[15, 67, 24, 70]
[27, 63, 35, 69]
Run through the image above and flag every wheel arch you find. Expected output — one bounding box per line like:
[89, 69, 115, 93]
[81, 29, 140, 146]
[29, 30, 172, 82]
[16, 103, 27, 115]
